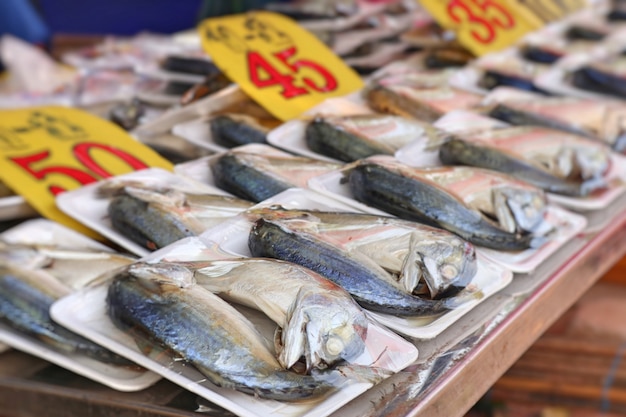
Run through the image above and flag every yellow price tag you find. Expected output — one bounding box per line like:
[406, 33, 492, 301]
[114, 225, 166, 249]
[198, 11, 364, 121]
[0, 106, 173, 237]
[419, 0, 544, 56]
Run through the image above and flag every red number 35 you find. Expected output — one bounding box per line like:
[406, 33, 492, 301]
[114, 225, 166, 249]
[447, 0, 515, 44]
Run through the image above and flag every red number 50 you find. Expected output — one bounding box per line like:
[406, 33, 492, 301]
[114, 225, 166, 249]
[9, 142, 149, 196]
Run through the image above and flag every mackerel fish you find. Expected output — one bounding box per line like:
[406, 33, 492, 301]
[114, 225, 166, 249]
[0, 263, 133, 366]
[569, 53, 626, 99]
[211, 150, 342, 202]
[107, 262, 379, 401]
[209, 113, 269, 148]
[248, 216, 467, 317]
[192, 257, 368, 370]
[99, 180, 253, 251]
[345, 158, 543, 250]
[365, 78, 482, 123]
[485, 96, 626, 152]
[0, 241, 135, 290]
[246, 205, 477, 298]
[305, 114, 428, 162]
[439, 126, 611, 196]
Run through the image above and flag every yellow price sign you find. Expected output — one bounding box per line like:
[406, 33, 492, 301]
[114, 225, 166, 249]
[419, 0, 544, 56]
[198, 11, 364, 121]
[0, 106, 173, 237]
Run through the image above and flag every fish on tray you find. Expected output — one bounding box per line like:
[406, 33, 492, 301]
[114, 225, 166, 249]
[478, 68, 552, 95]
[190, 257, 368, 371]
[304, 113, 432, 162]
[570, 54, 626, 100]
[483, 95, 626, 153]
[438, 126, 612, 196]
[245, 205, 478, 300]
[0, 241, 135, 290]
[365, 72, 483, 122]
[0, 262, 133, 366]
[208, 113, 270, 148]
[211, 150, 342, 202]
[98, 180, 253, 251]
[107, 262, 386, 401]
[344, 157, 549, 251]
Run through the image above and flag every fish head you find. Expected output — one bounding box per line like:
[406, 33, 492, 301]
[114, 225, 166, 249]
[128, 262, 196, 289]
[281, 288, 368, 371]
[247, 206, 324, 232]
[574, 146, 610, 182]
[415, 234, 477, 299]
[493, 186, 547, 233]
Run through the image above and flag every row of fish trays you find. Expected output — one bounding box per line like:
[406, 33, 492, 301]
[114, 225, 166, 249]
[1, 148, 559, 417]
[30, 130, 588, 417]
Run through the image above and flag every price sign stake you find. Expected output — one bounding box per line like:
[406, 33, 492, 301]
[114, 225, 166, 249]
[198, 11, 364, 121]
[0, 106, 173, 237]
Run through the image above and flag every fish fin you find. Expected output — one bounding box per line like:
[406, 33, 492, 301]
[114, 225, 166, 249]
[277, 298, 308, 370]
[493, 189, 517, 234]
[399, 232, 423, 294]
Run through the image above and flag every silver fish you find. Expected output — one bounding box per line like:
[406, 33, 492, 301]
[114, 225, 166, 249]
[107, 262, 376, 400]
[246, 205, 477, 299]
[305, 114, 427, 162]
[365, 74, 482, 122]
[439, 126, 612, 196]
[99, 181, 253, 250]
[249, 217, 466, 317]
[0, 263, 133, 366]
[192, 257, 368, 371]
[346, 158, 543, 250]
[485, 96, 626, 153]
[0, 241, 136, 290]
[209, 113, 269, 148]
[211, 150, 342, 202]
[402, 165, 549, 235]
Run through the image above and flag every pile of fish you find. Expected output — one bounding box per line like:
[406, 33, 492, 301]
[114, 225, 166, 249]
[6, 3, 626, 415]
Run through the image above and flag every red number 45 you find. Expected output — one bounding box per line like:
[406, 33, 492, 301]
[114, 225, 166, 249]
[247, 46, 338, 99]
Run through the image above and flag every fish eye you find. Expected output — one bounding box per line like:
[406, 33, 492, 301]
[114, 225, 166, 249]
[325, 335, 345, 357]
[440, 264, 458, 279]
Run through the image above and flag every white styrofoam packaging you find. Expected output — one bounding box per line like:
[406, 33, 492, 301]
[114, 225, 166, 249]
[0, 195, 37, 222]
[50, 235, 419, 417]
[200, 188, 513, 340]
[307, 161, 587, 275]
[55, 167, 247, 257]
[0, 219, 161, 391]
